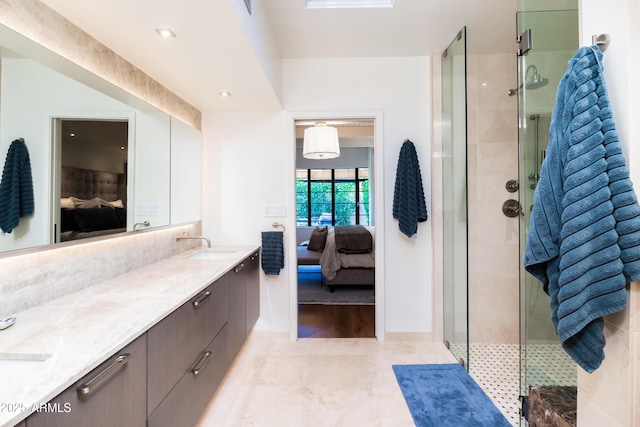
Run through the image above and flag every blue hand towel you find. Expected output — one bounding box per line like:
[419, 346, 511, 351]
[392, 140, 428, 238]
[524, 46, 640, 373]
[0, 138, 35, 233]
[261, 231, 284, 276]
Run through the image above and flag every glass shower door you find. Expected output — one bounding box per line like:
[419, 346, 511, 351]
[442, 27, 468, 368]
[516, 5, 578, 423]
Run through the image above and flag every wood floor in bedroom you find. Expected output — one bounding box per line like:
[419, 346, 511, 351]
[298, 304, 375, 338]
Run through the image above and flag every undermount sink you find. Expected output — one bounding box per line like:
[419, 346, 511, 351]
[189, 249, 237, 260]
[0, 352, 52, 382]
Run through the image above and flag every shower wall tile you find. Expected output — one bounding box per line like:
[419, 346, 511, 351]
[476, 143, 517, 178]
[475, 109, 517, 144]
[578, 318, 633, 427]
[466, 53, 519, 345]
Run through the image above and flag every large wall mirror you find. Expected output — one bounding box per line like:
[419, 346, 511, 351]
[0, 22, 198, 255]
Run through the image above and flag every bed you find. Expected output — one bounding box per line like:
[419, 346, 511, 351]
[59, 166, 127, 242]
[298, 225, 375, 292]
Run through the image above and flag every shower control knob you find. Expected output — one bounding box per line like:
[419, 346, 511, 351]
[502, 199, 524, 218]
[505, 180, 519, 193]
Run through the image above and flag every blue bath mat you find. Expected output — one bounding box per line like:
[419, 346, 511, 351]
[392, 364, 511, 427]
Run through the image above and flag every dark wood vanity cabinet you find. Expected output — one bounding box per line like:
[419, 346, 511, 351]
[147, 252, 260, 427]
[22, 251, 260, 427]
[147, 325, 231, 427]
[228, 251, 260, 360]
[146, 277, 229, 415]
[245, 251, 260, 332]
[26, 334, 147, 427]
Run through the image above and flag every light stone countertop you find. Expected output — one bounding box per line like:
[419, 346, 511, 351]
[0, 244, 260, 427]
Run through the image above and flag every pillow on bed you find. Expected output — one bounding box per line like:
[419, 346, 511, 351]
[60, 197, 75, 209]
[71, 207, 121, 232]
[101, 198, 124, 208]
[307, 226, 328, 251]
[70, 197, 102, 209]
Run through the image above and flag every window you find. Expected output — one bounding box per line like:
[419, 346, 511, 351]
[296, 168, 369, 227]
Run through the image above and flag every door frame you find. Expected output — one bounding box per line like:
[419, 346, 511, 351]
[286, 110, 385, 341]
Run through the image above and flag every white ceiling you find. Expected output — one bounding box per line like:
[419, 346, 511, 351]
[39, 0, 522, 112]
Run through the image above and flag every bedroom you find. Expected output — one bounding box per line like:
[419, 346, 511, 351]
[57, 119, 129, 242]
[294, 118, 376, 338]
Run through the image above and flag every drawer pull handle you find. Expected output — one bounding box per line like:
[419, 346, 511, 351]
[234, 263, 245, 273]
[191, 351, 212, 376]
[192, 291, 211, 308]
[250, 252, 259, 260]
[77, 353, 130, 396]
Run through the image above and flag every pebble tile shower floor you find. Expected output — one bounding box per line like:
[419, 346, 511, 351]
[451, 343, 577, 426]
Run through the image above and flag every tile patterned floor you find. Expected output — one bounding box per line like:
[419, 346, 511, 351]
[197, 334, 576, 427]
[452, 343, 577, 427]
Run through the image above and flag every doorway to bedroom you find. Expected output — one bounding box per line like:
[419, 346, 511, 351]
[294, 117, 377, 338]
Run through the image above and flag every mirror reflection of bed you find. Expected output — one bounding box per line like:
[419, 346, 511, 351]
[295, 118, 376, 339]
[56, 119, 128, 242]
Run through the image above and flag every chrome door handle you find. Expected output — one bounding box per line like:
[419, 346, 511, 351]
[192, 290, 211, 308]
[77, 353, 130, 396]
[191, 351, 212, 376]
[234, 263, 245, 273]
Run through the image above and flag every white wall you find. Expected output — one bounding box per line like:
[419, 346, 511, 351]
[170, 117, 203, 225]
[202, 110, 290, 331]
[203, 56, 433, 335]
[578, 1, 640, 426]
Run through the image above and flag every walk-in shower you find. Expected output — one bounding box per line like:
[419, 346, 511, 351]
[517, 9, 579, 425]
[441, 5, 579, 426]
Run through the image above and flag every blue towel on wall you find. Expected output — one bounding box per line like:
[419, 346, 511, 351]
[392, 139, 428, 238]
[0, 138, 35, 234]
[261, 231, 284, 275]
[524, 46, 640, 373]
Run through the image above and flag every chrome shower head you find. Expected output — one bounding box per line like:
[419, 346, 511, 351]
[525, 66, 549, 90]
[508, 64, 548, 96]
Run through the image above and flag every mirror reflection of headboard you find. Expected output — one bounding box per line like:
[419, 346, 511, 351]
[61, 166, 126, 205]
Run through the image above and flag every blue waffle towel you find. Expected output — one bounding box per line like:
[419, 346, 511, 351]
[524, 46, 640, 372]
[261, 231, 284, 275]
[0, 138, 34, 233]
[392, 139, 428, 238]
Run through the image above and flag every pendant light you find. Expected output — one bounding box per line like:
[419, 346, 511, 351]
[303, 122, 340, 159]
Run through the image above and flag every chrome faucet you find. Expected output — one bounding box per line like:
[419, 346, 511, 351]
[176, 231, 211, 248]
[133, 220, 150, 230]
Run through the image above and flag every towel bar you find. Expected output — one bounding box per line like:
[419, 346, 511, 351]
[272, 222, 285, 233]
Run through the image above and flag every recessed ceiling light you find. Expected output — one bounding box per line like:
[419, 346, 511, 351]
[155, 28, 176, 38]
[219, 91, 231, 97]
[306, 0, 394, 9]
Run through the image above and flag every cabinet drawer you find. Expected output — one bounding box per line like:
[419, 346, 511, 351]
[27, 334, 146, 427]
[147, 277, 229, 414]
[147, 324, 230, 427]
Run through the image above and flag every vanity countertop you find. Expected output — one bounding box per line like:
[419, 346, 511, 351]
[0, 244, 260, 427]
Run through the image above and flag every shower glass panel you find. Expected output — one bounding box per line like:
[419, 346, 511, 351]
[516, 6, 578, 421]
[442, 27, 468, 368]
